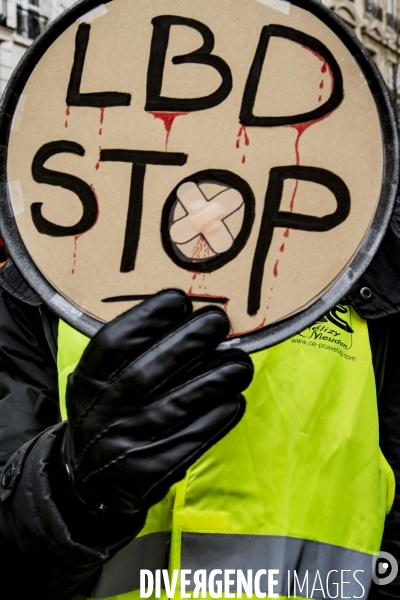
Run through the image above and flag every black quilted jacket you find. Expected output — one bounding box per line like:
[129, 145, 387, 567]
[0, 194, 399, 599]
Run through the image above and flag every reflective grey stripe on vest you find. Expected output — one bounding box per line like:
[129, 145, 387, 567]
[90, 532, 171, 598]
[182, 533, 373, 599]
[89, 532, 373, 599]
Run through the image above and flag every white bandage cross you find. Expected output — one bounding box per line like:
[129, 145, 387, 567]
[170, 182, 244, 254]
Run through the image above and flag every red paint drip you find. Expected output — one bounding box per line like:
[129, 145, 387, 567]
[99, 128, 102, 136]
[229, 317, 266, 338]
[302, 46, 334, 93]
[71, 234, 81, 274]
[236, 126, 250, 162]
[95, 146, 102, 171]
[268, 48, 334, 291]
[288, 180, 299, 212]
[65, 107, 70, 129]
[289, 49, 334, 167]
[238, 126, 250, 146]
[71, 184, 100, 274]
[191, 234, 211, 261]
[289, 112, 332, 167]
[190, 237, 211, 290]
[100, 108, 105, 125]
[149, 112, 189, 151]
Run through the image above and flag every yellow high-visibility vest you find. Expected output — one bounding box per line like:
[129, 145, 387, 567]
[58, 305, 395, 600]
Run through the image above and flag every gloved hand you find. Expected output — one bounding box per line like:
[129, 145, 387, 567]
[62, 289, 253, 515]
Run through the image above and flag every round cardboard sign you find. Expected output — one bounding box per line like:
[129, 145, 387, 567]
[0, 0, 397, 351]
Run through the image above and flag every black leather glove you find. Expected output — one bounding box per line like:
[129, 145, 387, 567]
[62, 289, 253, 515]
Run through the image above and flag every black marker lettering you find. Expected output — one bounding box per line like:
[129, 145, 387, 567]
[240, 25, 343, 127]
[100, 149, 187, 272]
[66, 23, 131, 107]
[31, 141, 98, 236]
[248, 165, 351, 316]
[145, 16, 232, 112]
[102, 294, 228, 305]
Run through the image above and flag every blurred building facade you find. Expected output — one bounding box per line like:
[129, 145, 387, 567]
[323, 0, 400, 117]
[0, 0, 74, 94]
[324, 0, 400, 83]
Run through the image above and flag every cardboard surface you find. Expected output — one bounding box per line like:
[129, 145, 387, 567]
[6, 0, 384, 337]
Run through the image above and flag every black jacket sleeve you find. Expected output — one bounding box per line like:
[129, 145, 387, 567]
[368, 313, 400, 599]
[0, 280, 59, 463]
[349, 193, 400, 598]
[0, 270, 145, 599]
[1, 256, 400, 597]
[349, 194, 400, 320]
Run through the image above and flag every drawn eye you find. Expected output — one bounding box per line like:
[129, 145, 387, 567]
[161, 170, 255, 273]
